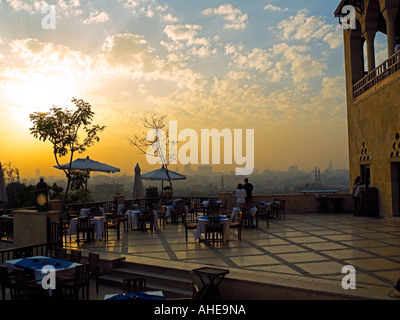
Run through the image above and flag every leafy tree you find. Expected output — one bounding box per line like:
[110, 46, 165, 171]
[29, 98, 105, 218]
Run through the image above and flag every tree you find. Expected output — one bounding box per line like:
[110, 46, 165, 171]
[29, 98, 105, 218]
[128, 114, 177, 200]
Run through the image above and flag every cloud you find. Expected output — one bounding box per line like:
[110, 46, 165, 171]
[273, 9, 342, 49]
[4, 0, 83, 16]
[162, 24, 214, 58]
[264, 4, 288, 12]
[82, 10, 110, 24]
[202, 4, 248, 30]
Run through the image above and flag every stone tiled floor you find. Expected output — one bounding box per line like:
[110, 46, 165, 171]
[65, 212, 400, 299]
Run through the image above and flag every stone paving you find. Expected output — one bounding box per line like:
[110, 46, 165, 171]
[65, 212, 400, 300]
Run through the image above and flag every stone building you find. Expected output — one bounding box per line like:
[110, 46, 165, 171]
[335, 0, 400, 222]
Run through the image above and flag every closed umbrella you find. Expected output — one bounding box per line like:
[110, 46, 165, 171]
[133, 163, 144, 199]
[54, 156, 120, 203]
[0, 162, 8, 206]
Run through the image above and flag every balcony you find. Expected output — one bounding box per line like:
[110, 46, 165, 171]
[353, 51, 400, 99]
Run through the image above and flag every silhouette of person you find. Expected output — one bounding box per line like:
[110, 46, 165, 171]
[243, 178, 254, 203]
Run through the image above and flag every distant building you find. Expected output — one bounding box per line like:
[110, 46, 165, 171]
[327, 160, 333, 172]
[288, 165, 299, 173]
[183, 164, 194, 175]
[335, 0, 400, 220]
[92, 183, 124, 202]
[197, 166, 212, 175]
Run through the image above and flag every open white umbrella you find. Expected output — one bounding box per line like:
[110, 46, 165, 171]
[133, 163, 144, 199]
[54, 156, 120, 203]
[142, 167, 186, 199]
[55, 156, 120, 173]
[141, 167, 186, 181]
[0, 162, 8, 206]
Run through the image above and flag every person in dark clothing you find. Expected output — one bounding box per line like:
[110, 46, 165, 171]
[243, 178, 254, 203]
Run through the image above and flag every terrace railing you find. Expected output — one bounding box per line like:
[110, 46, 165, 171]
[353, 51, 400, 99]
[63, 196, 219, 216]
[0, 242, 59, 265]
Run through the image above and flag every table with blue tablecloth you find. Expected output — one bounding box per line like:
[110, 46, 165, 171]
[104, 291, 164, 300]
[3, 256, 80, 281]
[230, 207, 257, 221]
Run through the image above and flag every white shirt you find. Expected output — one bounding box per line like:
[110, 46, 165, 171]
[236, 189, 246, 203]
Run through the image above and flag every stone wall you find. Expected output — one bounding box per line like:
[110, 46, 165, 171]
[218, 192, 353, 213]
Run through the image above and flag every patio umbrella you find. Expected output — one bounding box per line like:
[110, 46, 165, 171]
[0, 162, 8, 206]
[54, 156, 120, 203]
[133, 163, 144, 199]
[141, 166, 186, 199]
[141, 167, 186, 181]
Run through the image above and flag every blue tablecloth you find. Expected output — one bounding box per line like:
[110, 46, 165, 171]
[105, 292, 164, 300]
[15, 257, 75, 271]
[198, 215, 227, 221]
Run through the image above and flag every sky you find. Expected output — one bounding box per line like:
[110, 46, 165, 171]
[0, 0, 381, 179]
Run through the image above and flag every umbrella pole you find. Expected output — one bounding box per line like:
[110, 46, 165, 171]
[85, 174, 88, 205]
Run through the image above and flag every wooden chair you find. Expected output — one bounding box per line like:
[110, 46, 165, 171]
[123, 277, 147, 293]
[55, 247, 67, 260]
[14, 267, 47, 300]
[76, 217, 94, 244]
[88, 252, 100, 294]
[0, 265, 16, 300]
[229, 212, 242, 241]
[277, 200, 286, 219]
[183, 211, 198, 243]
[104, 217, 120, 241]
[57, 263, 91, 300]
[138, 210, 155, 231]
[241, 207, 255, 228]
[69, 249, 82, 263]
[205, 216, 224, 242]
[157, 206, 166, 229]
[119, 207, 129, 231]
[256, 204, 269, 228]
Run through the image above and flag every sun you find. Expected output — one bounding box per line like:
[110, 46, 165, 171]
[5, 74, 81, 128]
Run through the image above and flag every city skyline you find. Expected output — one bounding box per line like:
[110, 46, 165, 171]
[1, 1, 385, 178]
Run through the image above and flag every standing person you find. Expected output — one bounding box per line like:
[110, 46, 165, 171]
[236, 183, 246, 208]
[243, 178, 254, 203]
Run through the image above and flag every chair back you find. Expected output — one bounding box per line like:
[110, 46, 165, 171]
[206, 204, 219, 216]
[74, 263, 90, 287]
[241, 207, 254, 227]
[88, 252, 99, 267]
[70, 249, 82, 263]
[206, 216, 221, 232]
[0, 265, 12, 287]
[55, 247, 67, 260]
[77, 217, 90, 232]
[123, 277, 147, 293]
[13, 268, 31, 294]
